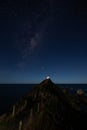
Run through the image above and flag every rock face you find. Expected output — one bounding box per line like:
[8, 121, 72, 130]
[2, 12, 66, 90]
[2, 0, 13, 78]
[77, 89, 84, 96]
[0, 79, 86, 130]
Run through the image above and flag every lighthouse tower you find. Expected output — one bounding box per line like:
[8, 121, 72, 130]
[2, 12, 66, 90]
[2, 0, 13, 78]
[46, 76, 50, 79]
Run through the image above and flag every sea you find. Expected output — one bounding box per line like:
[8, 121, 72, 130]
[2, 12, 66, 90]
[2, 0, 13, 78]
[0, 84, 87, 116]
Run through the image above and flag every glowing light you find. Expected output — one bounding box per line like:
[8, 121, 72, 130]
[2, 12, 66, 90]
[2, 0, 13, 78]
[46, 76, 50, 79]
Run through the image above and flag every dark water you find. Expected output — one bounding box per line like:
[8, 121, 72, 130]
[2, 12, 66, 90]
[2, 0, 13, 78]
[58, 84, 87, 95]
[0, 84, 87, 115]
[0, 84, 35, 115]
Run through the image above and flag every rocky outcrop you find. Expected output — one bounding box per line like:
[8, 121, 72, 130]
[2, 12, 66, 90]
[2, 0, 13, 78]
[77, 89, 84, 96]
[0, 79, 86, 130]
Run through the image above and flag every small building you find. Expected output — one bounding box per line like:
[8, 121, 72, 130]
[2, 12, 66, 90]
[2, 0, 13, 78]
[46, 76, 50, 79]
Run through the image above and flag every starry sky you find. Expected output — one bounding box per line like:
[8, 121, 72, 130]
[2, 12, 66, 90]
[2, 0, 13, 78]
[0, 0, 87, 83]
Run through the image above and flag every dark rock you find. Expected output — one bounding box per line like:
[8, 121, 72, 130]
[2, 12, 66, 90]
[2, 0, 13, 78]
[0, 78, 87, 130]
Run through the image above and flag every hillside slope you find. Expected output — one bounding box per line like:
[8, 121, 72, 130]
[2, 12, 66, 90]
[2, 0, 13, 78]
[0, 79, 86, 130]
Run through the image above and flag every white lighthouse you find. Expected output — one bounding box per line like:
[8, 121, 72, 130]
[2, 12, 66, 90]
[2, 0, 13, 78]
[46, 76, 50, 79]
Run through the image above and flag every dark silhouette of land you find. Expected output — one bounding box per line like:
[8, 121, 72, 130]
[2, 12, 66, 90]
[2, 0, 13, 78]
[0, 78, 87, 130]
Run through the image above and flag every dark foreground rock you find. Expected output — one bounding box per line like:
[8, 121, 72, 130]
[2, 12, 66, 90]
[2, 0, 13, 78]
[0, 78, 87, 130]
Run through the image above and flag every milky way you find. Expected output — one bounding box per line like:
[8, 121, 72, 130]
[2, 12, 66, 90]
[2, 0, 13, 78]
[0, 0, 87, 83]
[14, 0, 53, 65]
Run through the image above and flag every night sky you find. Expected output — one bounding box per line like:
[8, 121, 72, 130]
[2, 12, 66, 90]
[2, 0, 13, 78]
[0, 0, 87, 83]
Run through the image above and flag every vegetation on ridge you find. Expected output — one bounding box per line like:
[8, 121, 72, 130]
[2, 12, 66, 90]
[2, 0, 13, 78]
[0, 79, 86, 130]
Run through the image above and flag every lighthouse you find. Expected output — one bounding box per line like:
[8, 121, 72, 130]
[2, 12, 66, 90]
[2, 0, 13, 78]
[46, 76, 50, 79]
